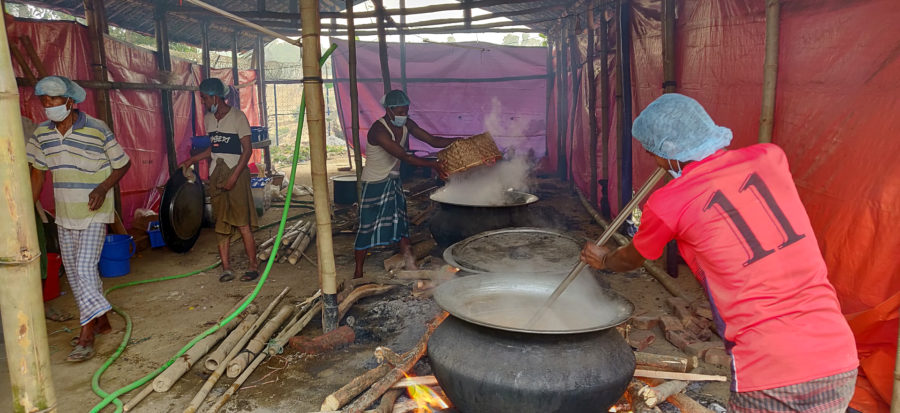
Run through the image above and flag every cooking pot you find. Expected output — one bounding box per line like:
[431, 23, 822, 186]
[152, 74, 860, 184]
[428, 188, 538, 247]
[428, 272, 635, 412]
[331, 174, 358, 205]
[160, 168, 204, 253]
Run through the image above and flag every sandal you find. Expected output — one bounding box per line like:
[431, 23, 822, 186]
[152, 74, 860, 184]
[66, 344, 94, 362]
[46, 307, 74, 322]
[218, 270, 235, 282]
[240, 271, 259, 282]
[70, 336, 79, 347]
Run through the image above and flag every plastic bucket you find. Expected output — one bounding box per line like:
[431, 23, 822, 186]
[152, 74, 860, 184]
[99, 234, 136, 278]
[43, 253, 62, 302]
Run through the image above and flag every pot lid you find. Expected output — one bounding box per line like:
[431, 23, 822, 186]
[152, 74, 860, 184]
[160, 170, 204, 253]
[433, 271, 634, 334]
[429, 188, 538, 208]
[444, 227, 583, 274]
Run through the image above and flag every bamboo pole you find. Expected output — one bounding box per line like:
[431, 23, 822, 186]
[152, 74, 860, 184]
[84, 0, 114, 127]
[661, 0, 676, 94]
[300, 0, 340, 333]
[155, 2, 179, 175]
[201, 20, 211, 78]
[181, 0, 302, 46]
[758, 0, 779, 143]
[617, 0, 634, 209]
[892, 306, 900, 413]
[153, 314, 243, 392]
[374, 0, 392, 94]
[399, 0, 407, 93]
[256, 35, 269, 167]
[345, 0, 364, 201]
[556, 26, 569, 178]
[203, 313, 259, 370]
[0, 15, 57, 412]
[588, 1, 599, 205]
[231, 31, 241, 109]
[226, 305, 292, 378]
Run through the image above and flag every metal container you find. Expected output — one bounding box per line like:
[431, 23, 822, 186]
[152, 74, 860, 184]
[331, 174, 357, 205]
[443, 227, 582, 274]
[428, 189, 539, 247]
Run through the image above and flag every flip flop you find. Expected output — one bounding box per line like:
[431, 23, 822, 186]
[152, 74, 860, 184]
[46, 307, 74, 322]
[70, 336, 79, 347]
[240, 271, 259, 282]
[218, 270, 235, 282]
[66, 344, 94, 362]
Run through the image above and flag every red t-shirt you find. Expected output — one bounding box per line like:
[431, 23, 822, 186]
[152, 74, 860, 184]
[632, 144, 857, 391]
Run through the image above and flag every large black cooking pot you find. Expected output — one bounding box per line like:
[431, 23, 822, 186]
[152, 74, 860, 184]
[160, 169, 205, 253]
[428, 272, 635, 412]
[428, 189, 538, 247]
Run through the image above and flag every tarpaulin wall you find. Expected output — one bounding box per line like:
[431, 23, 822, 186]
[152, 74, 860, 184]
[330, 39, 547, 156]
[7, 18, 261, 229]
[546, 0, 900, 410]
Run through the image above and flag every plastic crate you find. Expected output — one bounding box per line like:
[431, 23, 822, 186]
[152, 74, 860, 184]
[147, 221, 165, 248]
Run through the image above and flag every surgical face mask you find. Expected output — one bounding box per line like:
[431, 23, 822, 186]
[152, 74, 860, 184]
[45, 100, 71, 122]
[667, 159, 683, 179]
[389, 108, 407, 127]
[209, 101, 218, 114]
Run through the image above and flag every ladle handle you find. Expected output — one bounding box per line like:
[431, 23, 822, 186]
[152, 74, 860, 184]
[525, 167, 667, 328]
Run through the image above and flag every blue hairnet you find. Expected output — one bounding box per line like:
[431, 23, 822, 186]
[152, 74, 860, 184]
[381, 90, 410, 108]
[35, 76, 86, 103]
[199, 78, 227, 98]
[632, 93, 732, 162]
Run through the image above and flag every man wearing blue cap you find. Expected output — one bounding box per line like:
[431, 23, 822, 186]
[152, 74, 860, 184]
[353, 90, 454, 279]
[179, 78, 259, 282]
[27, 75, 132, 362]
[581, 94, 857, 411]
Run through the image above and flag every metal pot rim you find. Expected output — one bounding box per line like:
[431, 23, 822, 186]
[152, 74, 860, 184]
[429, 188, 539, 208]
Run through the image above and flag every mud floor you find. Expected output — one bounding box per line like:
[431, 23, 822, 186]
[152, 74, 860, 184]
[0, 157, 730, 412]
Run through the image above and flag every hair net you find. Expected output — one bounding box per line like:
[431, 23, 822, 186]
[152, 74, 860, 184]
[632, 93, 733, 162]
[381, 90, 410, 108]
[199, 78, 228, 98]
[35, 76, 86, 103]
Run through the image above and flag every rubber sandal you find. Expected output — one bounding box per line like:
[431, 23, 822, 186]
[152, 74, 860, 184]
[240, 271, 259, 282]
[70, 336, 79, 347]
[46, 307, 74, 322]
[66, 344, 94, 362]
[218, 270, 235, 282]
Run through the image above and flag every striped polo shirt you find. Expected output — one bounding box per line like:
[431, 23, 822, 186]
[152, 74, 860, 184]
[26, 110, 130, 230]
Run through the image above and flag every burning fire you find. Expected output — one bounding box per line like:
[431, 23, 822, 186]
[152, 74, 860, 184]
[403, 373, 449, 412]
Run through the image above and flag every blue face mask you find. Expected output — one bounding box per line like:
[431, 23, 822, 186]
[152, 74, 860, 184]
[44, 99, 71, 122]
[389, 108, 407, 127]
[209, 102, 218, 114]
[667, 159, 683, 179]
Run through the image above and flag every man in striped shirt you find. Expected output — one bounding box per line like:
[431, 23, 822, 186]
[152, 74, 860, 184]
[27, 76, 131, 362]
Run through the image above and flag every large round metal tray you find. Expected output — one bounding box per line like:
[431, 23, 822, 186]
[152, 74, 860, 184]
[433, 272, 634, 334]
[160, 169, 204, 253]
[443, 227, 583, 274]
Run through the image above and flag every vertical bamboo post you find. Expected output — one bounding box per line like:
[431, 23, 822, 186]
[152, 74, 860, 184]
[616, 0, 633, 209]
[300, 0, 339, 333]
[892, 307, 900, 413]
[758, 0, 779, 143]
[373, 0, 392, 94]
[399, 0, 407, 93]
[598, 6, 611, 218]
[661, 0, 676, 94]
[544, 36, 554, 163]
[0, 15, 57, 412]
[587, 0, 599, 206]
[155, 1, 178, 174]
[566, 24, 581, 184]
[231, 30, 241, 108]
[256, 36, 268, 127]
[201, 20, 210, 79]
[556, 24, 568, 179]
[345, 0, 364, 200]
[84, 0, 113, 126]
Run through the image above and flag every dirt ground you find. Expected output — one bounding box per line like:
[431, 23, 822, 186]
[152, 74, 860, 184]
[0, 154, 731, 412]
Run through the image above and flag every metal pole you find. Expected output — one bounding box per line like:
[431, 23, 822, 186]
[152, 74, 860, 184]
[299, 0, 339, 332]
[0, 15, 57, 412]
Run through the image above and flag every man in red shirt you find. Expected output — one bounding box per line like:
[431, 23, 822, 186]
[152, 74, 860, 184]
[582, 94, 858, 412]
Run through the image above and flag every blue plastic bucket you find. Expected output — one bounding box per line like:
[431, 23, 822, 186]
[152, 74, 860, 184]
[250, 127, 268, 143]
[99, 234, 135, 278]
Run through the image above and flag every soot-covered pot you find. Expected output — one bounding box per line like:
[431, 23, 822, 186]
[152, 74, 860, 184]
[428, 189, 538, 247]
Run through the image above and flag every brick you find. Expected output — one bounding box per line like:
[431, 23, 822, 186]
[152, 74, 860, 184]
[704, 347, 732, 367]
[684, 341, 719, 358]
[667, 297, 694, 324]
[630, 316, 659, 330]
[289, 325, 355, 355]
[684, 317, 710, 337]
[691, 300, 714, 320]
[665, 329, 697, 351]
[665, 297, 691, 312]
[626, 330, 656, 351]
[659, 315, 684, 332]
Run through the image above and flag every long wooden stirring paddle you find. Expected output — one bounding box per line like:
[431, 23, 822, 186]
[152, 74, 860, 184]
[525, 168, 667, 329]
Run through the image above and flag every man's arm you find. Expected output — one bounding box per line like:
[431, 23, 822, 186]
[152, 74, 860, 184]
[179, 147, 212, 169]
[224, 135, 252, 191]
[30, 166, 45, 203]
[581, 242, 646, 272]
[88, 161, 131, 211]
[406, 119, 456, 149]
[369, 124, 440, 169]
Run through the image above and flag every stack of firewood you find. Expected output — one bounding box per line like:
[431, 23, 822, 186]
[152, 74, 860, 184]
[256, 219, 317, 266]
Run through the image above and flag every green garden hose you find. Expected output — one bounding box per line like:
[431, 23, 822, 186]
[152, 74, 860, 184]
[88, 43, 339, 413]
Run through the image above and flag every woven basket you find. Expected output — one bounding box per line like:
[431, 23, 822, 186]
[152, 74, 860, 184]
[437, 132, 502, 176]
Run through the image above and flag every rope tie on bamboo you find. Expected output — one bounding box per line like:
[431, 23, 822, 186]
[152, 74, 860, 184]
[0, 251, 41, 265]
[238, 348, 259, 359]
[301, 76, 324, 84]
[266, 338, 285, 355]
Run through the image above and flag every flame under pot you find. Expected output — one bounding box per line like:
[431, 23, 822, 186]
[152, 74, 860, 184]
[428, 316, 634, 413]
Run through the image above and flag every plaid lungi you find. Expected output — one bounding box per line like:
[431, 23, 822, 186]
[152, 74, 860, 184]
[354, 176, 409, 250]
[58, 223, 112, 326]
[729, 369, 858, 413]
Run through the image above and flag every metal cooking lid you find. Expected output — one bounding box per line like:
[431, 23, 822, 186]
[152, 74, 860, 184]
[444, 227, 583, 274]
[160, 170, 204, 253]
[434, 272, 634, 334]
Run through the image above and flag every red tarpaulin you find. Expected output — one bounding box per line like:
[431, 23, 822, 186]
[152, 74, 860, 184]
[7, 19, 262, 229]
[546, 0, 900, 409]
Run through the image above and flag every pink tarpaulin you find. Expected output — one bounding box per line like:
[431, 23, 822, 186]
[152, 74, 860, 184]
[8, 18, 261, 228]
[330, 39, 547, 157]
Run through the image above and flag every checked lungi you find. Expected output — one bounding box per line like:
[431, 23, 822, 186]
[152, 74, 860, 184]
[729, 369, 857, 413]
[58, 223, 112, 326]
[354, 175, 409, 250]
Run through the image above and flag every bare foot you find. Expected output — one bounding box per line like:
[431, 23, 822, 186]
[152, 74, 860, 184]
[353, 272, 364, 279]
[403, 254, 418, 271]
[92, 313, 112, 335]
[76, 325, 96, 347]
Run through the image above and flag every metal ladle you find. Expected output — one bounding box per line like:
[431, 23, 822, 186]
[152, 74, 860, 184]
[525, 168, 667, 328]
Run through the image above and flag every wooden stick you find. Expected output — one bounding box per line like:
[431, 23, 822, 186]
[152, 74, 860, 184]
[635, 352, 697, 373]
[204, 313, 259, 371]
[391, 266, 457, 281]
[226, 305, 293, 378]
[633, 369, 727, 382]
[152, 314, 242, 392]
[288, 223, 316, 264]
[383, 238, 435, 272]
[122, 383, 154, 411]
[320, 364, 392, 411]
[374, 346, 404, 367]
[638, 380, 688, 408]
[344, 312, 449, 412]
[390, 375, 438, 389]
[668, 393, 715, 413]
[376, 389, 403, 413]
[626, 380, 662, 413]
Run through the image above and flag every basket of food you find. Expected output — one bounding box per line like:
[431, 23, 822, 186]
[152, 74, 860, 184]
[437, 132, 502, 176]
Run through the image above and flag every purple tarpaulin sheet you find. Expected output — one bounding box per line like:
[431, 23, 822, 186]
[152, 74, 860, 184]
[330, 39, 548, 157]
